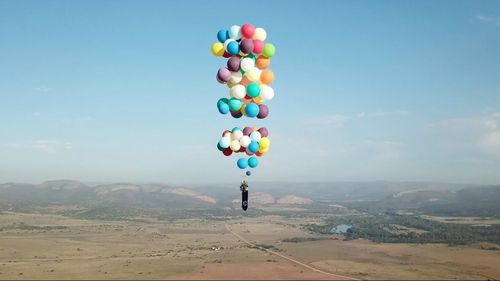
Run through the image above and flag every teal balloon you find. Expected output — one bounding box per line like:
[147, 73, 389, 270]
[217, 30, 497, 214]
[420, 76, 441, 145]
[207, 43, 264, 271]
[245, 103, 260, 118]
[246, 171, 251, 176]
[246, 53, 257, 61]
[248, 156, 259, 168]
[228, 98, 242, 111]
[232, 127, 242, 132]
[246, 83, 260, 98]
[248, 141, 259, 153]
[217, 102, 229, 114]
[237, 158, 249, 169]
[219, 138, 230, 149]
[217, 98, 229, 106]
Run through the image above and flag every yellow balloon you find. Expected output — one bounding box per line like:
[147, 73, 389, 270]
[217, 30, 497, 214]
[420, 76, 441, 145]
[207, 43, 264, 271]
[211, 42, 225, 56]
[259, 137, 270, 148]
[241, 103, 247, 116]
[259, 145, 270, 153]
[227, 81, 235, 88]
[253, 95, 263, 105]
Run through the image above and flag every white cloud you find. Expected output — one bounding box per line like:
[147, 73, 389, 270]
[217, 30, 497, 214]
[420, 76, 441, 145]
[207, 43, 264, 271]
[364, 140, 403, 161]
[306, 109, 410, 128]
[480, 131, 500, 155]
[33, 85, 51, 92]
[476, 15, 500, 27]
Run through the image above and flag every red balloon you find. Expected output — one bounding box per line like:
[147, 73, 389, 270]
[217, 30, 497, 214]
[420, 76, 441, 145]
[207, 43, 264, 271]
[222, 130, 231, 137]
[241, 23, 255, 38]
[238, 146, 246, 153]
[222, 51, 231, 58]
[223, 148, 232, 156]
[253, 40, 264, 54]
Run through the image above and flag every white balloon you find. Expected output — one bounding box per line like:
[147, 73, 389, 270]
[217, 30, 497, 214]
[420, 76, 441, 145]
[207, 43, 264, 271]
[223, 39, 236, 51]
[232, 130, 243, 140]
[253, 27, 267, 41]
[246, 67, 261, 82]
[229, 25, 241, 40]
[250, 131, 262, 142]
[229, 71, 242, 84]
[239, 135, 251, 147]
[240, 57, 255, 72]
[230, 84, 246, 99]
[260, 85, 274, 100]
[230, 140, 241, 151]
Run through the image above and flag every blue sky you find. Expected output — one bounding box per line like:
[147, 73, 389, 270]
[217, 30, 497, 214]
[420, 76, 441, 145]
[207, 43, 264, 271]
[1, 0, 499, 184]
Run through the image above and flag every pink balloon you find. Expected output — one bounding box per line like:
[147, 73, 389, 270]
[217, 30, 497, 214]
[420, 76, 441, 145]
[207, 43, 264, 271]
[241, 23, 255, 38]
[253, 40, 264, 54]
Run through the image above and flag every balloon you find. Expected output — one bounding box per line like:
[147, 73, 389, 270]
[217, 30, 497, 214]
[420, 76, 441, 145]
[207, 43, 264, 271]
[248, 156, 259, 168]
[217, 142, 224, 151]
[256, 55, 270, 69]
[260, 70, 274, 84]
[246, 171, 251, 176]
[231, 110, 242, 118]
[228, 98, 242, 111]
[259, 137, 270, 149]
[217, 97, 229, 107]
[253, 40, 264, 54]
[246, 53, 257, 61]
[259, 146, 269, 153]
[219, 137, 230, 149]
[255, 151, 263, 157]
[240, 57, 255, 72]
[217, 67, 231, 83]
[253, 95, 264, 105]
[239, 135, 251, 147]
[258, 127, 269, 137]
[226, 41, 240, 56]
[240, 39, 254, 54]
[223, 148, 233, 156]
[230, 84, 246, 99]
[257, 104, 269, 119]
[250, 131, 262, 142]
[246, 68, 261, 82]
[248, 141, 260, 153]
[239, 76, 250, 87]
[243, 127, 253, 136]
[229, 71, 242, 84]
[238, 146, 246, 152]
[229, 25, 241, 40]
[222, 51, 231, 58]
[246, 82, 261, 98]
[232, 130, 243, 140]
[253, 27, 267, 41]
[262, 43, 275, 58]
[232, 127, 242, 132]
[211, 42, 225, 56]
[217, 29, 229, 43]
[260, 85, 274, 100]
[230, 140, 241, 151]
[218, 102, 229, 114]
[227, 57, 240, 72]
[241, 24, 255, 38]
[245, 102, 260, 118]
[237, 158, 249, 169]
[224, 39, 235, 50]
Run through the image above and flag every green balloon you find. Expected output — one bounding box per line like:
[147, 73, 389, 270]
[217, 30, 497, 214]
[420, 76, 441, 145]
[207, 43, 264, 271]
[246, 53, 257, 61]
[228, 98, 242, 111]
[247, 83, 261, 98]
[262, 43, 275, 58]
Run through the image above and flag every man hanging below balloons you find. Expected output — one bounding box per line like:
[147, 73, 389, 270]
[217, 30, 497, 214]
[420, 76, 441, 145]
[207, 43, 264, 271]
[211, 23, 276, 211]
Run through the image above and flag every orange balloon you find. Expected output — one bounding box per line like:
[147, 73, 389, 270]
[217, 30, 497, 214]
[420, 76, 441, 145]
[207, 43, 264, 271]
[260, 70, 274, 84]
[256, 55, 270, 69]
[255, 151, 263, 157]
[252, 126, 259, 131]
[240, 77, 249, 87]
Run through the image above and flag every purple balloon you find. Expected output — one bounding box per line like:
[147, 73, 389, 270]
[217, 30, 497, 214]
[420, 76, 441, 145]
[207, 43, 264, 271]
[227, 57, 240, 72]
[217, 67, 231, 82]
[257, 104, 269, 119]
[216, 73, 224, 84]
[240, 39, 254, 54]
[258, 127, 269, 137]
[243, 127, 253, 136]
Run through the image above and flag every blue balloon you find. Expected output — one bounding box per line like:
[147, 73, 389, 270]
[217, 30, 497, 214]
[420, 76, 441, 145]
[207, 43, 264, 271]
[248, 141, 260, 153]
[227, 41, 240, 56]
[246, 171, 251, 176]
[217, 29, 229, 43]
[237, 158, 248, 169]
[245, 103, 260, 118]
[219, 138, 230, 149]
[248, 156, 259, 168]
[217, 102, 229, 114]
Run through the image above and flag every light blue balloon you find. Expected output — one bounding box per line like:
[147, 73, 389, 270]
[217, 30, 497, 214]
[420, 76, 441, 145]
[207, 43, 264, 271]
[245, 103, 260, 118]
[218, 102, 229, 114]
[227, 41, 240, 56]
[217, 29, 229, 43]
[229, 25, 241, 40]
[219, 138, 230, 149]
[237, 158, 248, 169]
[248, 156, 259, 168]
[248, 141, 259, 153]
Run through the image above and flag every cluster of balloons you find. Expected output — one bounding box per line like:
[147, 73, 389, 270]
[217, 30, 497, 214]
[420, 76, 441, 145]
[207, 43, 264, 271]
[216, 126, 270, 171]
[212, 23, 276, 119]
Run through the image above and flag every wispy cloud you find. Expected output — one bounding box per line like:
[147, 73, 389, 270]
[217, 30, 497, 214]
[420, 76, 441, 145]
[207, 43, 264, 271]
[476, 15, 500, 27]
[33, 85, 51, 92]
[31, 140, 73, 152]
[306, 109, 410, 128]
[364, 140, 403, 161]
